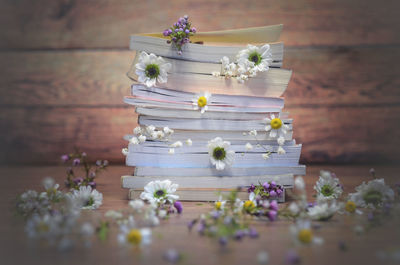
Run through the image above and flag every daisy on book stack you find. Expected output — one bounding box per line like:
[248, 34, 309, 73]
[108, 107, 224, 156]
[121, 16, 305, 202]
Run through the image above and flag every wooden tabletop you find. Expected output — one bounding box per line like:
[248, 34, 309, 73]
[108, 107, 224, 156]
[1, 165, 399, 265]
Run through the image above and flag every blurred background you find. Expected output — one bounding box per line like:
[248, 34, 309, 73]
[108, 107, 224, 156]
[0, 0, 399, 165]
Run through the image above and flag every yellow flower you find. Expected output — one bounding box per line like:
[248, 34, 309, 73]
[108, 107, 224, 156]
[270, 118, 282, 129]
[126, 229, 142, 245]
[345, 201, 356, 213]
[298, 229, 313, 244]
[197, 96, 207, 107]
[244, 200, 255, 210]
[215, 201, 222, 210]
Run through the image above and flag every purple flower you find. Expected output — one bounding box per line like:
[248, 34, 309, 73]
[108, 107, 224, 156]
[270, 181, 276, 188]
[187, 220, 196, 231]
[276, 188, 283, 195]
[163, 249, 181, 263]
[191, 27, 196, 33]
[248, 228, 259, 238]
[185, 29, 190, 34]
[262, 182, 270, 190]
[184, 15, 189, 20]
[269, 200, 279, 211]
[197, 223, 205, 235]
[72, 158, 80, 166]
[219, 236, 228, 246]
[267, 210, 277, 221]
[285, 250, 301, 264]
[248, 184, 256, 193]
[210, 211, 220, 219]
[89, 172, 96, 178]
[234, 230, 245, 240]
[88, 181, 96, 189]
[73, 177, 83, 184]
[172, 37, 177, 42]
[61, 154, 69, 162]
[173, 201, 183, 214]
[269, 190, 277, 197]
[163, 30, 169, 36]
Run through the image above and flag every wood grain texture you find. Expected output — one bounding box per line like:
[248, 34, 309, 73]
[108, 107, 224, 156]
[0, 0, 399, 49]
[1, 106, 399, 164]
[1, 46, 399, 107]
[1, 165, 400, 265]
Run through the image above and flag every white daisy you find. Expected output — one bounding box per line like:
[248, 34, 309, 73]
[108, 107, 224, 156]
[264, 114, 289, 138]
[314, 170, 343, 201]
[139, 180, 179, 204]
[117, 216, 152, 247]
[214, 195, 226, 211]
[348, 178, 394, 208]
[135, 51, 171, 88]
[245, 142, 253, 151]
[69, 186, 103, 210]
[207, 137, 235, 170]
[307, 200, 340, 221]
[290, 219, 324, 245]
[236, 44, 272, 73]
[192, 92, 211, 114]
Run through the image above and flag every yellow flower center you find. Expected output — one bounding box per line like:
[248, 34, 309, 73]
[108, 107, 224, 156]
[244, 200, 255, 210]
[270, 118, 283, 129]
[298, 229, 313, 244]
[215, 201, 222, 210]
[126, 229, 142, 245]
[345, 201, 356, 213]
[197, 96, 207, 108]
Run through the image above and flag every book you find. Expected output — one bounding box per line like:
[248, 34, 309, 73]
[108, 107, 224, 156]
[130, 85, 285, 109]
[133, 166, 306, 177]
[125, 97, 283, 113]
[129, 35, 284, 64]
[128, 69, 291, 97]
[138, 115, 293, 131]
[135, 107, 287, 120]
[125, 150, 302, 168]
[124, 130, 294, 142]
[121, 174, 294, 189]
[127, 53, 284, 79]
[127, 188, 286, 202]
[137, 24, 283, 44]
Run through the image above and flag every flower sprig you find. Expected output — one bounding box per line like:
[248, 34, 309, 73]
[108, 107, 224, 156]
[163, 15, 196, 54]
[248, 181, 284, 200]
[61, 150, 108, 190]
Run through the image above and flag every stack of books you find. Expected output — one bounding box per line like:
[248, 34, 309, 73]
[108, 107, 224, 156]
[121, 24, 305, 202]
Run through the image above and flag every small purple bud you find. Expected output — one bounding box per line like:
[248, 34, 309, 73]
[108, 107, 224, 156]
[61, 154, 69, 162]
[286, 250, 301, 264]
[234, 230, 245, 240]
[270, 181, 276, 188]
[73, 177, 83, 184]
[187, 220, 196, 231]
[263, 182, 270, 190]
[72, 158, 80, 166]
[191, 27, 196, 33]
[248, 184, 256, 193]
[183, 15, 189, 20]
[185, 29, 190, 34]
[163, 249, 181, 263]
[88, 181, 96, 189]
[66, 167, 73, 175]
[269, 200, 279, 211]
[267, 210, 277, 221]
[269, 190, 277, 197]
[219, 236, 228, 246]
[89, 172, 96, 178]
[163, 30, 169, 36]
[276, 188, 283, 195]
[172, 37, 177, 42]
[174, 28, 179, 32]
[248, 228, 259, 238]
[177, 51, 182, 55]
[173, 201, 183, 214]
[197, 223, 205, 235]
[168, 29, 172, 34]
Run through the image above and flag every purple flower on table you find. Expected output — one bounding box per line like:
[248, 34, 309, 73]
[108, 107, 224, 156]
[267, 210, 277, 221]
[269, 200, 279, 211]
[285, 249, 301, 264]
[187, 220, 196, 231]
[191, 27, 196, 33]
[219, 236, 228, 246]
[73, 177, 83, 185]
[173, 201, 183, 214]
[248, 228, 259, 238]
[262, 182, 270, 190]
[248, 184, 256, 193]
[88, 181, 96, 189]
[269, 190, 277, 197]
[61, 154, 69, 162]
[72, 158, 80, 166]
[197, 222, 205, 235]
[234, 230, 245, 240]
[163, 249, 181, 263]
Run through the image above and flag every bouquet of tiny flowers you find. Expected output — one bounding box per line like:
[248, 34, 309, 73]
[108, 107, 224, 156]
[61, 150, 108, 190]
[248, 181, 284, 200]
[163, 15, 196, 54]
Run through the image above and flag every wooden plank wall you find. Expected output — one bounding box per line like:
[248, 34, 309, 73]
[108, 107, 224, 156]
[0, 0, 399, 165]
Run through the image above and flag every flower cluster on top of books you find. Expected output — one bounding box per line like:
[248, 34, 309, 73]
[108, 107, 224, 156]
[212, 44, 272, 83]
[163, 15, 196, 54]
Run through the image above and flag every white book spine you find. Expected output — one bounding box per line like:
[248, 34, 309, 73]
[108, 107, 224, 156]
[134, 166, 306, 177]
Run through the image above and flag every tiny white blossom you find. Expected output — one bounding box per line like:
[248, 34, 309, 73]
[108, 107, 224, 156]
[130, 137, 139, 145]
[133, 126, 142, 135]
[277, 136, 285, 146]
[185, 139, 193, 146]
[277, 146, 286, 155]
[163, 127, 174, 135]
[169, 141, 183, 148]
[245, 143, 253, 151]
[168, 148, 175, 155]
[249, 129, 257, 136]
[122, 148, 129, 156]
[138, 135, 147, 143]
[262, 153, 270, 160]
